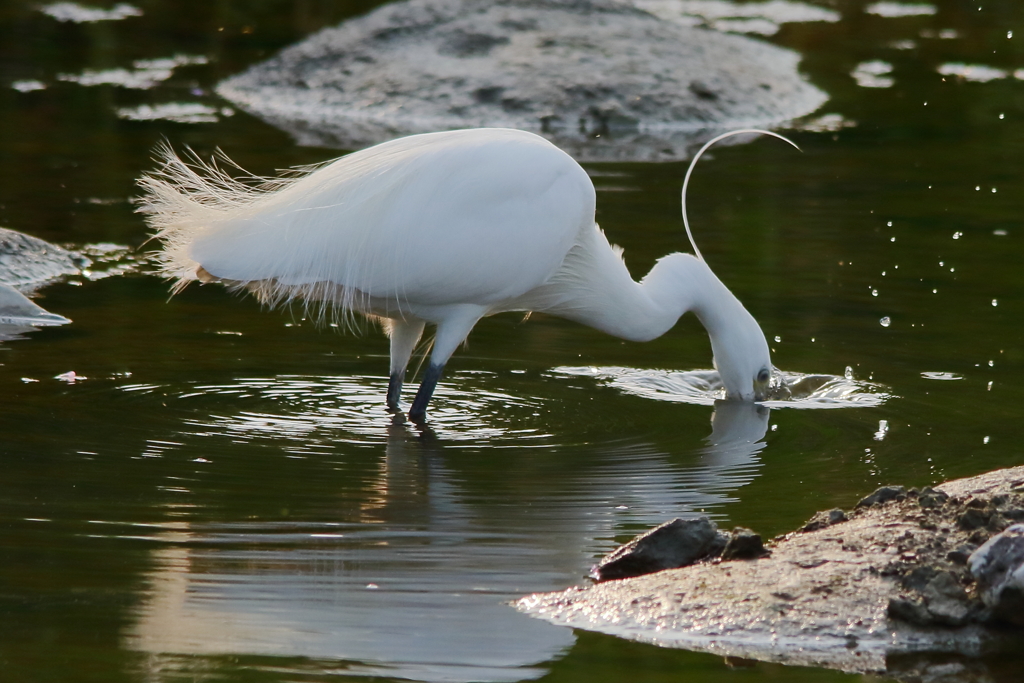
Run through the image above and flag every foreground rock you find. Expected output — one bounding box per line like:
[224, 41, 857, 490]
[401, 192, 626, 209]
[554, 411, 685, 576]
[218, 0, 827, 161]
[594, 517, 728, 580]
[593, 517, 768, 580]
[517, 467, 1024, 677]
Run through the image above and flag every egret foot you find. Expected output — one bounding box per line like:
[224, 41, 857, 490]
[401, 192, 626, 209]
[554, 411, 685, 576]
[408, 363, 445, 422]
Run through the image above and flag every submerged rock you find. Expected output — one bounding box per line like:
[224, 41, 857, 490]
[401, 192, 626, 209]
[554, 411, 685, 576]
[0, 282, 71, 341]
[0, 283, 69, 325]
[0, 227, 83, 337]
[217, 0, 827, 161]
[518, 466, 1024, 678]
[0, 226, 88, 291]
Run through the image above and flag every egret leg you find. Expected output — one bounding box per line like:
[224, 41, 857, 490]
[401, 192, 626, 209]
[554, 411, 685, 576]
[408, 363, 444, 422]
[386, 317, 425, 411]
[405, 304, 484, 421]
[386, 373, 404, 412]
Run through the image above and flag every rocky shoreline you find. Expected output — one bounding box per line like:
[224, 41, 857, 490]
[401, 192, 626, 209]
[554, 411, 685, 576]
[517, 466, 1024, 677]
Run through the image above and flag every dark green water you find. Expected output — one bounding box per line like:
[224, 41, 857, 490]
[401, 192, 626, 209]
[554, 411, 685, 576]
[2, 1, 1023, 681]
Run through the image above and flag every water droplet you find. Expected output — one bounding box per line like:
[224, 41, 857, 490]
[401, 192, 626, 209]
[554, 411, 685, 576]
[771, 424, 778, 432]
[992, 187, 997, 193]
[994, 229, 1007, 236]
[975, 186, 981, 191]
[932, 289, 938, 294]
[988, 381, 993, 390]
[872, 289, 878, 297]
[992, 299, 998, 306]
[890, 236, 896, 242]
[887, 221, 893, 227]
[882, 270, 887, 276]
[999, 113, 1005, 119]
[939, 261, 944, 266]
[880, 316, 891, 327]
[1009, 30, 1014, 38]
[953, 231, 962, 239]
[874, 419, 889, 441]
[989, 360, 994, 367]
[811, 337, 815, 342]
[983, 436, 990, 444]
[844, 366, 854, 380]
[774, 335, 781, 343]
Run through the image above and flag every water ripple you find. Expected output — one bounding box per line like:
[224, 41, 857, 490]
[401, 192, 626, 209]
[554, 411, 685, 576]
[121, 374, 553, 445]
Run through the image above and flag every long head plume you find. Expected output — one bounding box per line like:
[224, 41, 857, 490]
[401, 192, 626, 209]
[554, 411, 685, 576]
[681, 129, 800, 262]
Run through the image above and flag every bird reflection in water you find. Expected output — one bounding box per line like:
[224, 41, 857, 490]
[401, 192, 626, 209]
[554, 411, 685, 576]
[701, 399, 770, 465]
[124, 399, 774, 683]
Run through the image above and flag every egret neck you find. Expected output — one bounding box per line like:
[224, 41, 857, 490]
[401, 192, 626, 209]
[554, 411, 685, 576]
[644, 253, 772, 402]
[538, 247, 771, 401]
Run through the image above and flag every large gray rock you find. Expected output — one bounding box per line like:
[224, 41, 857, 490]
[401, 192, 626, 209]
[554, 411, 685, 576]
[217, 0, 827, 161]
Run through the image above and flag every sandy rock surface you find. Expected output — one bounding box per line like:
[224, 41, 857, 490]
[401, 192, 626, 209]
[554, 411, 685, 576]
[517, 466, 1024, 676]
[217, 0, 827, 161]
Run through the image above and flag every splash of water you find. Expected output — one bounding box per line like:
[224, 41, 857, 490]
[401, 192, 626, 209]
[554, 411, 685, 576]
[552, 366, 891, 408]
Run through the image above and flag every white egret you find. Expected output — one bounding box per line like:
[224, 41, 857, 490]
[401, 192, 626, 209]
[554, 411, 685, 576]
[139, 128, 795, 420]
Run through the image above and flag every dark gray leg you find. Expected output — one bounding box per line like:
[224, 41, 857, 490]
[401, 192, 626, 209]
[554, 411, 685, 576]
[386, 371, 404, 412]
[408, 363, 445, 422]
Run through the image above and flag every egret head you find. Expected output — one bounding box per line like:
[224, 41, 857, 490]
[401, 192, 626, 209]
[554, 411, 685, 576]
[708, 306, 773, 402]
[670, 128, 798, 403]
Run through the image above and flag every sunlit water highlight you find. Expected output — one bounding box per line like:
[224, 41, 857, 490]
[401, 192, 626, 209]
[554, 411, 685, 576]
[553, 367, 892, 408]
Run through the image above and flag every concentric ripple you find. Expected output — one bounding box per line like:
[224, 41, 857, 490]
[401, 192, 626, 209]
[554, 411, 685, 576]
[552, 366, 892, 408]
[120, 373, 554, 446]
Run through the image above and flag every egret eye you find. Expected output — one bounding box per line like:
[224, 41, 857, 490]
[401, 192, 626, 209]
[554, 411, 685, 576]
[757, 368, 770, 384]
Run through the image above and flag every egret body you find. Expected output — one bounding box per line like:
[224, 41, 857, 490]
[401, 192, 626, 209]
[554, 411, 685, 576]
[139, 128, 782, 420]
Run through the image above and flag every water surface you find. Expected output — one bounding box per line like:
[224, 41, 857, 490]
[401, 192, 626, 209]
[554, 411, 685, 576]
[2, 1, 1024, 681]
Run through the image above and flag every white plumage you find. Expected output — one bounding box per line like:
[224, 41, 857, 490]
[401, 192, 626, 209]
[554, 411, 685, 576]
[138, 127, 786, 420]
